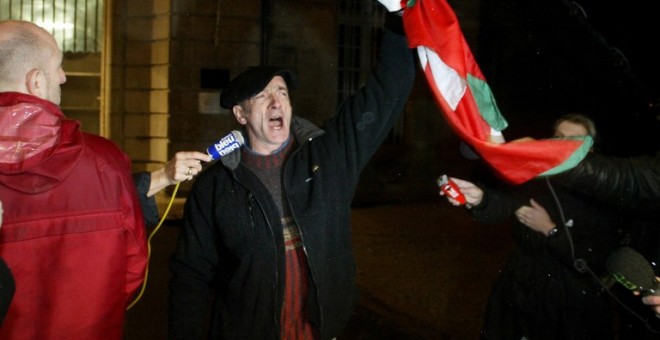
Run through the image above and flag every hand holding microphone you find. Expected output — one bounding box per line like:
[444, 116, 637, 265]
[437, 175, 467, 205]
[206, 130, 244, 161]
[437, 175, 483, 208]
[164, 151, 212, 184]
[606, 246, 660, 297]
[169, 130, 244, 183]
[147, 151, 211, 197]
[606, 247, 660, 320]
[146, 131, 244, 197]
[204, 130, 245, 170]
[642, 295, 660, 319]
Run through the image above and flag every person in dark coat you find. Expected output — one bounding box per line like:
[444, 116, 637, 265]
[444, 114, 626, 340]
[557, 147, 660, 338]
[167, 11, 416, 340]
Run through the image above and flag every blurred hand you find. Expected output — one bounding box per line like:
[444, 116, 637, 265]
[515, 199, 556, 236]
[440, 177, 484, 207]
[642, 288, 660, 318]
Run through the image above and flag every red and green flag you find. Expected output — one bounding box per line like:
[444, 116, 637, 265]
[380, 0, 592, 184]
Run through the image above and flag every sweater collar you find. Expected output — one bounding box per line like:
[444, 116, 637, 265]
[241, 136, 296, 169]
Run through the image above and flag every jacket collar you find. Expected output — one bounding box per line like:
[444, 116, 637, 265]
[220, 115, 325, 170]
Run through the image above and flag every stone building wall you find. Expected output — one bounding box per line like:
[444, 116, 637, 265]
[109, 0, 483, 206]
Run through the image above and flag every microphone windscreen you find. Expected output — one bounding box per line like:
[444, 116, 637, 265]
[206, 130, 244, 161]
[606, 247, 657, 291]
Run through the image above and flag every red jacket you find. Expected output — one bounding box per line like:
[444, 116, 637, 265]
[0, 93, 147, 339]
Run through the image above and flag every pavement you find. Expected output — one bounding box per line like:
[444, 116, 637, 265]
[124, 198, 514, 339]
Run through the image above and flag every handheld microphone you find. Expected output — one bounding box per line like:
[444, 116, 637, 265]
[206, 130, 245, 160]
[606, 247, 660, 296]
[437, 174, 467, 205]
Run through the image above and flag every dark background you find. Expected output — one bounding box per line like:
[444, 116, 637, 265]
[477, 0, 659, 157]
[125, 1, 660, 338]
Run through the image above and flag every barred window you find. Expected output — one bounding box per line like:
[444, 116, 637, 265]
[0, 0, 103, 53]
[338, 0, 403, 143]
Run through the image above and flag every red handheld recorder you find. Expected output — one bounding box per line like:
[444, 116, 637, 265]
[437, 174, 467, 205]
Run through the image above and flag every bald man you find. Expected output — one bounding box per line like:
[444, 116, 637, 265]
[0, 20, 147, 339]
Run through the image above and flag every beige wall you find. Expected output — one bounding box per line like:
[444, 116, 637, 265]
[110, 0, 338, 169]
[109, 0, 171, 175]
[61, 53, 102, 135]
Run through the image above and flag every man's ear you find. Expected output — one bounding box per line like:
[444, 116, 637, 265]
[25, 68, 44, 98]
[232, 105, 247, 125]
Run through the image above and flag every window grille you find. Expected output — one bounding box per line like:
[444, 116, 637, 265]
[337, 0, 403, 143]
[337, 0, 383, 103]
[0, 0, 103, 53]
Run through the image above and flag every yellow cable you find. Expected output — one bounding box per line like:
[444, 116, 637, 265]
[126, 182, 181, 310]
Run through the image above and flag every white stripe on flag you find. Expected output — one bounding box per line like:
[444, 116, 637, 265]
[376, 0, 404, 12]
[417, 46, 466, 111]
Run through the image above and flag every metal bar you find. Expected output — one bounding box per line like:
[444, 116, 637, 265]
[100, 0, 111, 137]
[72, 0, 77, 51]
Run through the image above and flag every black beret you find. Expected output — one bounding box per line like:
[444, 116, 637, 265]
[220, 66, 296, 109]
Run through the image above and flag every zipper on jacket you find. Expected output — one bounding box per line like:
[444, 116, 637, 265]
[248, 191, 282, 332]
[290, 210, 324, 331]
[281, 148, 324, 332]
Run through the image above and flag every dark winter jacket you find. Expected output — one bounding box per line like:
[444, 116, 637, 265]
[133, 171, 160, 227]
[471, 177, 624, 340]
[559, 151, 660, 337]
[558, 152, 660, 212]
[168, 28, 416, 340]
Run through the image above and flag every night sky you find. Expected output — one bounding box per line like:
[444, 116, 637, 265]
[477, 0, 659, 156]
